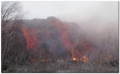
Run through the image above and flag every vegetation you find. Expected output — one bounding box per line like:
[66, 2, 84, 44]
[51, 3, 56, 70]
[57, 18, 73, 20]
[1, 1, 119, 73]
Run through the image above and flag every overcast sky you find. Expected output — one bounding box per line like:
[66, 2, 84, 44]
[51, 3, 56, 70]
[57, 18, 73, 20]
[21, 1, 118, 20]
[21, 1, 118, 31]
[21, 1, 118, 45]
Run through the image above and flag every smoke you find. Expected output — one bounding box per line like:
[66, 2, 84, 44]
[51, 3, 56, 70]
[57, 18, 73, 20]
[20, 1, 118, 62]
[57, 1, 118, 47]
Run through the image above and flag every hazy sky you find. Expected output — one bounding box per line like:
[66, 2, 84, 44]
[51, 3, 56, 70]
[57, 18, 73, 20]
[21, 1, 118, 45]
[21, 1, 118, 32]
[21, 1, 118, 20]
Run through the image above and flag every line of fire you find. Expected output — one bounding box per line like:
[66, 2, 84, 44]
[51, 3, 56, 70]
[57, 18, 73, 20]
[2, 17, 118, 66]
[4, 17, 117, 63]
[21, 17, 93, 63]
[3, 17, 118, 73]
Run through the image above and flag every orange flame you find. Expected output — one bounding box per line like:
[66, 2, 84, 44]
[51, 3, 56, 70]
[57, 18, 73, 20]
[22, 28, 34, 49]
[22, 28, 38, 50]
[22, 28, 38, 62]
[55, 19, 75, 57]
[80, 56, 89, 63]
[21, 19, 93, 63]
[72, 58, 76, 61]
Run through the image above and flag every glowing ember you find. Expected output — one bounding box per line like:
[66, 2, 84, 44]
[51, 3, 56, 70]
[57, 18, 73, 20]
[42, 59, 44, 62]
[105, 55, 112, 60]
[80, 56, 89, 63]
[72, 58, 76, 61]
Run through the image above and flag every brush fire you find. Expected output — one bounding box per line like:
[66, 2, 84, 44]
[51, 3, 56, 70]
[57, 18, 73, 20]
[72, 56, 89, 63]
[80, 56, 89, 63]
[1, 1, 118, 73]
[20, 17, 94, 63]
[2, 17, 118, 73]
[16, 17, 118, 64]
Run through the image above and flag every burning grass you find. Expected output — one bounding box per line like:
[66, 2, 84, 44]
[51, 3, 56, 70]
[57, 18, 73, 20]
[2, 17, 118, 73]
[2, 58, 119, 73]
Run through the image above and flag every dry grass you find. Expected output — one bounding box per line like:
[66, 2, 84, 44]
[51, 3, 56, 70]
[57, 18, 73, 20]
[2, 59, 119, 73]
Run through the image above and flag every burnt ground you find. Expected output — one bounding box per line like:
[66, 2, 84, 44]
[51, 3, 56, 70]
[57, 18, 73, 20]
[2, 59, 119, 73]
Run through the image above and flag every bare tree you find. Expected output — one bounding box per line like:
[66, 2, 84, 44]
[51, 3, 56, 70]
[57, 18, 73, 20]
[1, 1, 24, 26]
[1, 1, 25, 69]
